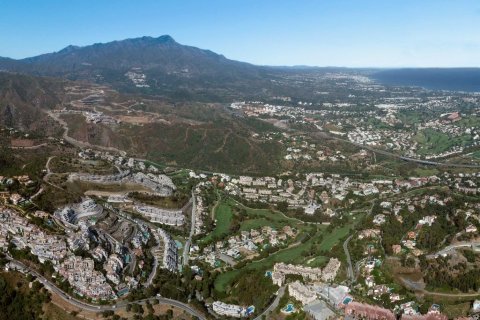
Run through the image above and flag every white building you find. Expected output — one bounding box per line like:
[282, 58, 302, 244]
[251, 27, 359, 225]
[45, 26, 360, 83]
[289, 281, 317, 305]
[212, 301, 247, 318]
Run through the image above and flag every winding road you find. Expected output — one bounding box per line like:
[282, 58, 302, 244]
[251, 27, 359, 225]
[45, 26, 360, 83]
[342, 202, 375, 283]
[8, 258, 206, 320]
[47, 110, 127, 156]
[343, 235, 354, 283]
[183, 190, 197, 266]
[253, 286, 285, 320]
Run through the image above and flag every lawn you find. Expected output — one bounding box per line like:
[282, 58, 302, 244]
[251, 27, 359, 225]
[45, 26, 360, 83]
[414, 167, 439, 177]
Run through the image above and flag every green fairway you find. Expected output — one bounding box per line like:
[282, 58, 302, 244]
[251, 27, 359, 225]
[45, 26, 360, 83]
[306, 256, 328, 268]
[214, 223, 353, 292]
[414, 128, 472, 155]
[231, 199, 303, 228]
[414, 167, 439, 176]
[239, 218, 290, 230]
[201, 202, 234, 243]
[202, 197, 305, 240]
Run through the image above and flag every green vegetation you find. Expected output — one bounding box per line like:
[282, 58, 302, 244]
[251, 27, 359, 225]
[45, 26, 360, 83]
[414, 128, 471, 155]
[50, 156, 117, 175]
[62, 106, 284, 175]
[227, 269, 278, 312]
[442, 302, 473, 319]
[0, 272, 52, 320]
[235, 203, 300, 231]
[413, 167, 439, 176]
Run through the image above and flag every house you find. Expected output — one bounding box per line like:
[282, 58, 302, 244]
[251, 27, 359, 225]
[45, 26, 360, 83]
[373, 214, 386, 225]
[392, 245, 402, 255]
[466, 225, 478, 233]
[344, 302, 396, 320]
[9, 193, 23, 205]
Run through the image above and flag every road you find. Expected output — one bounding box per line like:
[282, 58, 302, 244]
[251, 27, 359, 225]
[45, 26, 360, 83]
[42, 156, 65, 191]
[183, 189, 197, 266]
[426, 241, 480, 259]
[45, 155, 55, 174]
[47, 111, 127, 156]
[342, 202, 375, 283]
[8, 258, 206, 320]
[30, 187, 44, 200]
[398, 275, 480, 298]
[254, 286, 285, 320]
[145, 235, 160, 287]
[10, 143, 48, 149]
[343, 235, 354, 283]
[30, 156, 57, 201]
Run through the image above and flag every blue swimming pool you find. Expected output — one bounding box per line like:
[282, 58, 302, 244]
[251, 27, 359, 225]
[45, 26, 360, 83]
[343, 296, 352, 305]
[283, 304, 295, 313]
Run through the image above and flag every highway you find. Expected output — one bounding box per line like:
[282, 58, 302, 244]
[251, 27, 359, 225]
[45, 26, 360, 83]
[7, 258, 206, 320]
[312, 131, 480, 169]
[427, 241, 480, 259]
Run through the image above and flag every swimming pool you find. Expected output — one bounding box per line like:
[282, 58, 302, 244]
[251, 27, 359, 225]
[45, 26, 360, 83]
[282, 304, 295, 313]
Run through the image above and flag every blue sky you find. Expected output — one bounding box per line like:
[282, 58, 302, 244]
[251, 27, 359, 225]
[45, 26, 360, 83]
[1, 0, 479, 67]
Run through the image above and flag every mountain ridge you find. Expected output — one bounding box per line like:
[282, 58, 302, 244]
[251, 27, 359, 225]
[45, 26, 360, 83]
[0, 35, 270, 100]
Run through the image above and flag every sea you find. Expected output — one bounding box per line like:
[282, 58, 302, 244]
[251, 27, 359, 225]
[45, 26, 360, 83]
[371, 68, 480, 93]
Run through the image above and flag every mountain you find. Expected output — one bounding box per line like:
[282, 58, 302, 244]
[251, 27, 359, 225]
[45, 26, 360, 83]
[0, 35, 273, 100]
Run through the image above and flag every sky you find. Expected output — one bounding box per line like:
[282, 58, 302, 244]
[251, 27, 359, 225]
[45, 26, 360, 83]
[1, 0, 479, 67]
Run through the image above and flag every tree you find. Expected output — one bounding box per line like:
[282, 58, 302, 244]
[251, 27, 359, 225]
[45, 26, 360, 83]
[102, 310, 114, 318]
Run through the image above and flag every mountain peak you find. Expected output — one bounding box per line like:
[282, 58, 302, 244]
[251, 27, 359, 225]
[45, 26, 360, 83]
[155, 35, 176, 43]
[58, 44, 80, 54]
[132, 35, 177, 45]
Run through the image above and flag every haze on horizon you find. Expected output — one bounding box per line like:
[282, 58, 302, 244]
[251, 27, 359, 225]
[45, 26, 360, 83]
[1, 0, 479, 68]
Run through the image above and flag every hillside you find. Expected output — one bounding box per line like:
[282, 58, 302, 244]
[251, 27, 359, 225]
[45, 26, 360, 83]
[0, 72, 64, 132]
